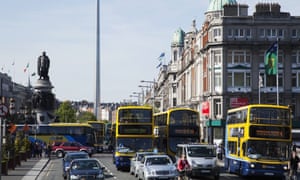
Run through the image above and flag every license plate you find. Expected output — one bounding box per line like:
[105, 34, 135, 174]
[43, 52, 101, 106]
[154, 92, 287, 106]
[264, 172, 274, 176]
[201, 170, 211, 173]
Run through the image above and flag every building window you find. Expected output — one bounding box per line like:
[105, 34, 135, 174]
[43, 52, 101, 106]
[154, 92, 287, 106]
[228, 50, 251, 64]
[213, 50, 222, 66]
[259, 29, 265, 37]
[246, 29, 251, 38]
[214, 72, 222, 91]
[213, 99, 222, 118]
[172, 98, 177, 107]
[213, 28, 221, 38]
[228, 29, 233, 37]
[227, 72, 251, 87]
[292, 29, 297, 38]
[292, 72, 300, 87]
[291, 50, 300, 64]
[173, 50, 177, 61]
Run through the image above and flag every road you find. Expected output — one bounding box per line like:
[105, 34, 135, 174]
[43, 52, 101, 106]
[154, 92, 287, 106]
[38, 153, 287, 180]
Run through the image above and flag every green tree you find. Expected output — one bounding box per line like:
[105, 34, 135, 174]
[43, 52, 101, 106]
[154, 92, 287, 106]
[55, 101, 76, 122]
[77, 111, 96, 123]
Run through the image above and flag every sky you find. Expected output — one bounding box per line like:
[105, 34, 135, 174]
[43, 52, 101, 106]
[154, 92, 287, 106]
[0, 0, 297, 103]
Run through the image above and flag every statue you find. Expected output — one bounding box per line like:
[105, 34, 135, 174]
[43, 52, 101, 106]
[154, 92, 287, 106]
[37, 51, 50, 80]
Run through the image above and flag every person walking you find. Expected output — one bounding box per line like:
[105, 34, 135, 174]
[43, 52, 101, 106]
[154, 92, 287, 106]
[289, 150, 299, 180]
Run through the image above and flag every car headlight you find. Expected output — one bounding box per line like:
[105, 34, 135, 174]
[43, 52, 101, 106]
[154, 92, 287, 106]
[283, 165, 288, 170]
[250, 163, 255, 168]
[96, 173, 104, 178]
[70, 175, 80, 180]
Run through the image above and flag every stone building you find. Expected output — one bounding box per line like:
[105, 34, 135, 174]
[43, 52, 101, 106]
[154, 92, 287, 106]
[153, 0, 300, 143]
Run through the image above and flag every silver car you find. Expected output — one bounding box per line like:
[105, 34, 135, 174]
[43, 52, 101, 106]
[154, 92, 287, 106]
[130, 152, 156, 177]
[137, 154, 177, 180]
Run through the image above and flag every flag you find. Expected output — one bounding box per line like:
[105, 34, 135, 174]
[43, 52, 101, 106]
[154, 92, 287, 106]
[156, 62, 162, 69]
[24, 63, 29, 72]
[12, 61, 15, 66]
[157, 52, 165, 60]
[265, 41, 278, 75]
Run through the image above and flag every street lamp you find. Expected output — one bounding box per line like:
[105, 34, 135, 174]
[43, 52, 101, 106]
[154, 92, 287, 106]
[140, 80, 157, 107]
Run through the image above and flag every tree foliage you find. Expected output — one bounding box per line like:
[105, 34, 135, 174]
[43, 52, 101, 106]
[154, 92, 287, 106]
[77, 111, 96, 123]
[55, 101, 76, 123]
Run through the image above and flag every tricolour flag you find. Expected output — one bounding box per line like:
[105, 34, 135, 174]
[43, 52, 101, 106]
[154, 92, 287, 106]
[24, 63, 29, 72]
[264, 41, 278, 75]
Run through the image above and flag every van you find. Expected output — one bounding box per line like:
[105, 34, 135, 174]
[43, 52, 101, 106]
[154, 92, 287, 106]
[176, 143, 220, 180]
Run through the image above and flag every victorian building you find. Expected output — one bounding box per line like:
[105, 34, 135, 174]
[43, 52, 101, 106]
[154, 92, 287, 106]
[153, 0, 300, 143]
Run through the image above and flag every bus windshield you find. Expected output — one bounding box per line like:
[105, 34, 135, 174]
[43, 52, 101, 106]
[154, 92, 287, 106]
[249, 107, 290, 125]
[245, 140, 289, 161]
[116, 137, 153, 152]
[169, 110, 199, 125]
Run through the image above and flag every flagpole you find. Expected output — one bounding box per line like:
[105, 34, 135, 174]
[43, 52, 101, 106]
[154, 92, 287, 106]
[276, 38, 279, 105]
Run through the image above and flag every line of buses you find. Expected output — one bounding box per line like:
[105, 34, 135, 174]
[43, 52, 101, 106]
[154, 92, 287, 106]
[112, 104, 293, 179]
[12, 104, 293, 179]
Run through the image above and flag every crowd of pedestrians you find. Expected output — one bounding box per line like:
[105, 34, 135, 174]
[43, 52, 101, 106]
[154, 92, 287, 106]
[30, 141, 52, 158]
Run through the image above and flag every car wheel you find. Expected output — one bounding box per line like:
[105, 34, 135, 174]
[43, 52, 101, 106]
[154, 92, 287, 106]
[56, 150, 64, 158]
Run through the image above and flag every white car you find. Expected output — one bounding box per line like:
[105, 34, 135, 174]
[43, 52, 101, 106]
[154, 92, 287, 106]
[137, 154, 177, 180]
[130, 152, 156, 177]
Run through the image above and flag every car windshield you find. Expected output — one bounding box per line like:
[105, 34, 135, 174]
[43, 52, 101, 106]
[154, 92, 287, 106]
[187, 146, 216, 157]
[137, 153, 155, 161]
[146, 157, 171, 165]
[66, 154, 89, 162]
[71, 160, 101, 170]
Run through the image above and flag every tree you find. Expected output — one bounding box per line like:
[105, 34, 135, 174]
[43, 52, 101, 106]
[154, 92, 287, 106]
[77, 111, 96, 123]
[55, 101, 76, 123]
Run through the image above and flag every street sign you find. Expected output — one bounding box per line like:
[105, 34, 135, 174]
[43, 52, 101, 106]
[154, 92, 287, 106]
[0, 104, 8, 117]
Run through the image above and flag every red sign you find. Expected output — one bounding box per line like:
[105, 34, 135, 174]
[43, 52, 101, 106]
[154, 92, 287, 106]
[230, 98, 248, 108]
[202, 101, 209, 116]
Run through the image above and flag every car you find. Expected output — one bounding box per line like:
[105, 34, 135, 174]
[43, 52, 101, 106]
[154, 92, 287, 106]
[66, 158, 105, 180]
[130, 152, 156, 177]
[137, 154, 177, 180]
[52, 141, 93, 158]
[62, 151, 90, 179]
[176, 143, 220, 180]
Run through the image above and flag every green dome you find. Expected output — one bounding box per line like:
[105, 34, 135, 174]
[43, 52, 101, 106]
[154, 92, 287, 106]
[172, 28, 185, 45]
[208, 0, 237, 12]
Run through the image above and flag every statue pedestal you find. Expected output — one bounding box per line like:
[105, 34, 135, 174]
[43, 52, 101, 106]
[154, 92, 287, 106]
[33, 79, 55, 124]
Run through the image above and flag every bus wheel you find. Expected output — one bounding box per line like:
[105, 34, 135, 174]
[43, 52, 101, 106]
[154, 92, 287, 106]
[56, 150, 64, 158]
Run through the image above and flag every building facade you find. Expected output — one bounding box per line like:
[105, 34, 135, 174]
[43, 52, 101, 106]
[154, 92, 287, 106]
[153, 1, 300, 144]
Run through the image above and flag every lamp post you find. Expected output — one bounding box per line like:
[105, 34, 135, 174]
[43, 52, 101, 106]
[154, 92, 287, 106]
[140, 80, 157, 107]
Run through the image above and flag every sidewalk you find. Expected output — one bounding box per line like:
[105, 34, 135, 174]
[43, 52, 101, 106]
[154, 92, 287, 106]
[1, 157, 49, 180]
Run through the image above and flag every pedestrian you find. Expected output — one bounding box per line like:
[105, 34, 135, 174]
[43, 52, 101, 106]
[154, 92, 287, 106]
[47, 142, 52, 159]
[289, 150, 299, 179]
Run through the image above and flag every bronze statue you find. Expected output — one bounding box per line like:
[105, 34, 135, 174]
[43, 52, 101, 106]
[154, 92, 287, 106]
[37, 51, 50, 80]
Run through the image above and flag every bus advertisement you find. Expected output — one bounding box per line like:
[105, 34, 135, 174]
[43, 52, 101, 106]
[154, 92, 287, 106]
[225, 104, 292, 178]
[15, 123, 97, 148]
[113, 105, 154, 170]
[154, 107, 200, 158]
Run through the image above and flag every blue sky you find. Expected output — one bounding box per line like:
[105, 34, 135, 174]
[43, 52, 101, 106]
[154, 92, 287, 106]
[0, 0, 297, 103]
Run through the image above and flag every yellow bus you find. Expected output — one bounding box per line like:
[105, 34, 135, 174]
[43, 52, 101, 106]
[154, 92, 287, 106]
[225, 104, 291, 178]
[113, 105, 154, 170]
[154, 107, 200, 158]
[87, 121, 105, 152]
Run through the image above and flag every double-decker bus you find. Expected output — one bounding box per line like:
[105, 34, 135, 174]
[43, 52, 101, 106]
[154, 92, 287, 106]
[225, 104, 291, 178]
[153, 107, 200, 158]
[87, 121, 105, 152]
[15, 123, 97, 147]
[113, 105, 154, 170]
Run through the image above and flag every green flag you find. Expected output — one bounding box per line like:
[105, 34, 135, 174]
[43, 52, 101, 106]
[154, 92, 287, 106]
[264, 41, 278, 75]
